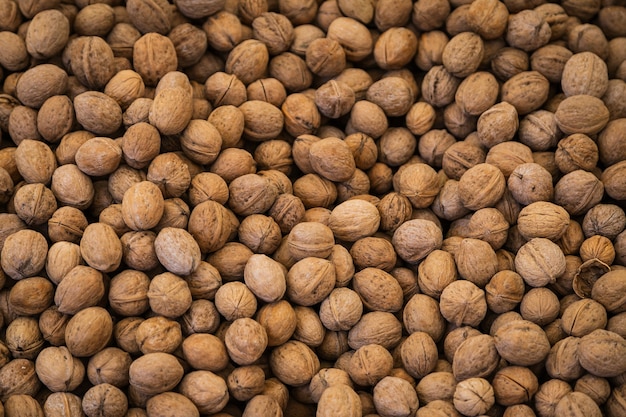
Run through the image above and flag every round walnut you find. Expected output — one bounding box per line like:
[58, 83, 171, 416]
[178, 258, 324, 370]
[440, 280, 487, 327]
[515, 238, 566, 287]
[452, 334, 500, 381]
[9, 276, 54, 316]
[508, 162, 554, 205]
[554, 170, 604, 216]
[454, 378, 495, 417]
[400, 331, 439, 380]
[244, 254, 286, 303]
[35, 346, 84, 393]
[494, 319, 551, 366]
[396, 163, 441, 209]
[555, 94, 610, 135]
[328, 199, 380, 242]
[147, 272, 192, 319]
[578, 329, 626, 378]
[455, 238, 499, 287]
[517, 201, 570, 241]
[287, 221, 335, 260]
[317, 384, 361, 417]
[561, 52, 608, 98]
[545, 337, 584, 381]
[286, 257, 336, 307]
[442, 31, 484, 78]
[555, 392, 603, 417]
[393, 219, 443, 264]
[492, 366, 539, 406]
[1, 229, 48, 280]
[458, 163, 506, 210]
[86, 347, 132, 388]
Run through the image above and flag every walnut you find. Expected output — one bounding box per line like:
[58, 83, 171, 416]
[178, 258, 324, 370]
[494, 319, 551, 366]
[453, 378, 495, 417]
[492, 366, 539, 406]
[65, 307, 113, 358]
[129, 352, 184, 396]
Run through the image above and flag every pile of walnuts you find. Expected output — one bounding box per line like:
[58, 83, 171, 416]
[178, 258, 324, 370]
[0, 0, 626, 416]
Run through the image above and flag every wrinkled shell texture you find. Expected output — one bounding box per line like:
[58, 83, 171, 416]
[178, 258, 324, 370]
[0, 1, 625, 417]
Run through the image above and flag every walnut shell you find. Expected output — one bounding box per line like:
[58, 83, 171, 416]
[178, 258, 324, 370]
[65, 307, 113, 358]
[286, 257, 336, 307]
[577, 329, 626, 377]
[554, 392, 603, 417]
[178, 370, 229, 414]
[54, 265, 104, 315]
[517, 201, 570, 241]
[555, 94, 610, 135]
[454, 378, 495, 416]
[8, 276, 54, 316]
[328, 199, 380, 242]
[492, 366, 539, 406]
[244, 254, 287, 303]
[80, 222, 122, 273]
[398, 332, 438, 381]
[1, 229, 47, 280]
[317, 384, 361, 417]
[224, 318, 268, 366]
[515, 238, 566, 287]
[494, 319, 551, 366]
[82, 383, 129, 417]
[129, 352, 184, 396]
[452, 334, 500, 381]
[35, 346, 84, 392]
[147, 272, 192, 319]
[392, 219, 443, 264]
